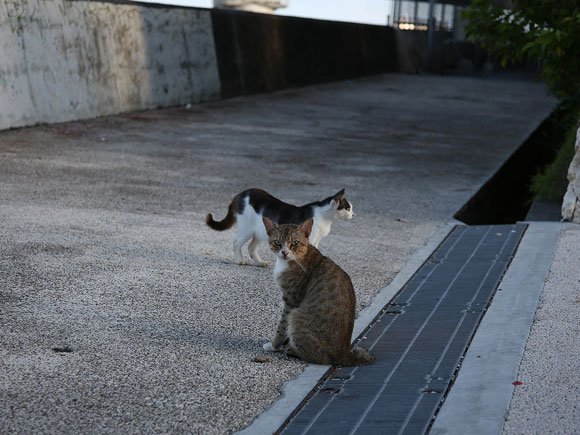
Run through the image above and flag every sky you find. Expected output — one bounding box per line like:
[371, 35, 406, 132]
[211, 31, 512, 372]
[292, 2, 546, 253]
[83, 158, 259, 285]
[277, 0, 393, 25]
[133, 0, 395, 26]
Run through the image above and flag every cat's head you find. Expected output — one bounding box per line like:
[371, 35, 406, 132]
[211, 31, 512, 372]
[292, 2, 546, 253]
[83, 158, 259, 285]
[262, 217, 313, 262]
[330, 188, 354, 221]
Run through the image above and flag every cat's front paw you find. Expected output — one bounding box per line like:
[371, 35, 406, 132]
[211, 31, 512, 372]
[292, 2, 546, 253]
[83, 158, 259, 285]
[255, 261, 268, 268]
[263, 342, 279, 352]
[237, 260, 248, 266]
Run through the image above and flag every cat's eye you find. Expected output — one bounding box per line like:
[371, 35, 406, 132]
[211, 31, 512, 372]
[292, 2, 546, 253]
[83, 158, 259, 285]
[273, 241, 281, 247]
[291, 240, 299, 247]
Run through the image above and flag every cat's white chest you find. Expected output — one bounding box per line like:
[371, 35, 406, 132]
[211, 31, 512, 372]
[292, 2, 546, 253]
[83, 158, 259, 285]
[273, 258, 289, 282]
[310, 206, 333, 248]
[313, 218, 332, 238]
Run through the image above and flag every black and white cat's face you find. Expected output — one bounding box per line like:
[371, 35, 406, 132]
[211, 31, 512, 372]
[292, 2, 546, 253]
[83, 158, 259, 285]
[329, 190, 354, 221]
[335, 199, 354, 221]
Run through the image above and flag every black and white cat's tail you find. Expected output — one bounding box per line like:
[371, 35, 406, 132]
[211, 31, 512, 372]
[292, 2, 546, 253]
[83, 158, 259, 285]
[206, 196, 238, 231]
[342, 346, 375, 366]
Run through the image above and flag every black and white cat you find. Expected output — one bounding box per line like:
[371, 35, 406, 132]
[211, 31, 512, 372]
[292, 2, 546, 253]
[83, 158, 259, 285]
[206, 188, 354, 266]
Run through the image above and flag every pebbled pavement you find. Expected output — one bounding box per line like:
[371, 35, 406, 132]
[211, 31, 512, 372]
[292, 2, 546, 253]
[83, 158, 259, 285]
[502, 224, 580, 434]
[0, 74, 555, 434]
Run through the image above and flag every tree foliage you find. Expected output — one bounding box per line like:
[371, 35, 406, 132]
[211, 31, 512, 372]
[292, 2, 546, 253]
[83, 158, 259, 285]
[462, 0, 580, 101]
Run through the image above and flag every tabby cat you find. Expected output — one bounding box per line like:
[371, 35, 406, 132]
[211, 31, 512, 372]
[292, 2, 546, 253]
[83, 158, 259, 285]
[206, 188, 354, 266]
[262, 217, 374, 366]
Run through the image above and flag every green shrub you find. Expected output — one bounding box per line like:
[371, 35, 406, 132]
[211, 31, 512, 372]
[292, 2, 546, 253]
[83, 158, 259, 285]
[462, 0, 580, 101]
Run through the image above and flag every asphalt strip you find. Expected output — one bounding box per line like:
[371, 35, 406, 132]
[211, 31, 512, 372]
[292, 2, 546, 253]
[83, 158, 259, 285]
[429, 222, 562, 435]
[236, 220, 459, 435]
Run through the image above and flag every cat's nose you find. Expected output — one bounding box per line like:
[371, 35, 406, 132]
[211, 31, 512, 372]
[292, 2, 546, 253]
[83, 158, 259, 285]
[282, 249, 290, 257]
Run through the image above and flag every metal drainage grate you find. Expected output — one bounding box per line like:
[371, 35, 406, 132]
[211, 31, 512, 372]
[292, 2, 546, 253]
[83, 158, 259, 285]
[279, 224, 527, 435]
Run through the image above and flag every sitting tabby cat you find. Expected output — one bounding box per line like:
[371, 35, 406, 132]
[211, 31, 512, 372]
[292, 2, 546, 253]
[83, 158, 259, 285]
[206, 188, 354, 266]
[261, 217, 374, 366]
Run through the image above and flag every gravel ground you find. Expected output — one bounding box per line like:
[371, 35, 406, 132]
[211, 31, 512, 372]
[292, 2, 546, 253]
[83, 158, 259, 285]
[0, 74, 555, 434]
[503, 225, 580, 434]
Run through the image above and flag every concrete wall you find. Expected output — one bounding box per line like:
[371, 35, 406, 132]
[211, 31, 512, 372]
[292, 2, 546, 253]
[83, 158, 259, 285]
[0, 0, 221, 130]
[211, 9, 398, 97]
[1, 0, 402, 131]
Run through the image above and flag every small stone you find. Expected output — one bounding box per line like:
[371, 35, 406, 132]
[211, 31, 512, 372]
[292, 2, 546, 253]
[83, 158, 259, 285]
[252, 356, 270, 363]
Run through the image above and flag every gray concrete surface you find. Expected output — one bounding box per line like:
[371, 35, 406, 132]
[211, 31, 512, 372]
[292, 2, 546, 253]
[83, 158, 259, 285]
[0, 74, 555, 434]
[430, 222, 562, 435]
[502, 224, 580, 435]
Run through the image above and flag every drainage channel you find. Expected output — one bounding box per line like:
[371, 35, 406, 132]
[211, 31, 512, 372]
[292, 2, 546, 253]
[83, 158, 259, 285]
[277, 223, 527, 435]
[454, 103, 572, 225]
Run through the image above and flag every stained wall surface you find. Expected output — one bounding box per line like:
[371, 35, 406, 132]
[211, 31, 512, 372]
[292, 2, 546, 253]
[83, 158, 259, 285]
[0, 0, 221, 130]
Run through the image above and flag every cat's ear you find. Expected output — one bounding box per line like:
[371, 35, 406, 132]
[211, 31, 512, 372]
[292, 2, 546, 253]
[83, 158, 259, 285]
[262, 217, 277, 235]
[334, 188, 346, 201]
[299, 218, 314, 238]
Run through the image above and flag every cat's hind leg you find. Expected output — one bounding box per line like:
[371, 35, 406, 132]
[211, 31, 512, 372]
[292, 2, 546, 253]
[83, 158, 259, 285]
[284, 338, 321, 363]
[234, 231, 253, 265]
[284, 346, 303, 360]
[286, 309, 330, 364]
[248, 236, 267, 267]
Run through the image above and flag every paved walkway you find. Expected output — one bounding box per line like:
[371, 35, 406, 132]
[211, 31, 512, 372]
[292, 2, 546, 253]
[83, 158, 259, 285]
[0, 74, 565, 434]
[501, 224, 580, 435]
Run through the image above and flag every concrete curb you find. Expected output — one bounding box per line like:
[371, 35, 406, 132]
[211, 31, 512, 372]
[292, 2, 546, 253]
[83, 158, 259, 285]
[430, 222, 562, 435]
[236, 220, 459, 435]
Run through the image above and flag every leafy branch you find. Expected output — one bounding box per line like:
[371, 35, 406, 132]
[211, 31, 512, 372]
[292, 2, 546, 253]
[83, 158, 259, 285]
[462, 0, 580, 100]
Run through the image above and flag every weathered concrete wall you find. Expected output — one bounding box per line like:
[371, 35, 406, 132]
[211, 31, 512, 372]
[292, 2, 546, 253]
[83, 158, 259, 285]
[211, 9, 399, 97]
[0, 0, 221, 130]
[1, 0, 438, 131]
[561, 123, 580, 223]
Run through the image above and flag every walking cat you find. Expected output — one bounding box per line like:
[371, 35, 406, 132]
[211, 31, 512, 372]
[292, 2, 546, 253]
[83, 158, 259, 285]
[261, 217, 374, 366]
[206, 188, 354, 266]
